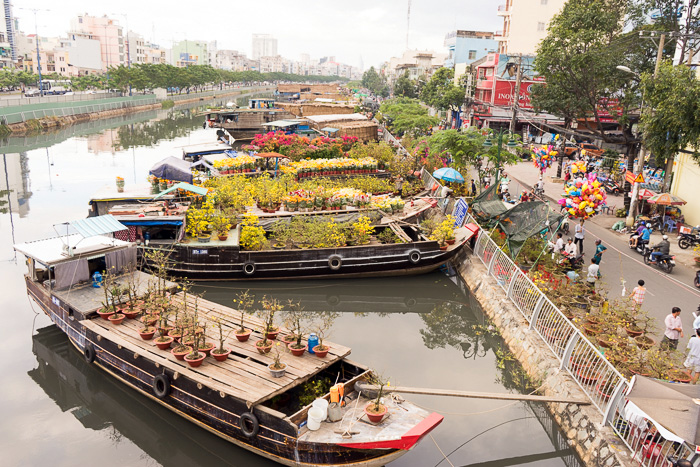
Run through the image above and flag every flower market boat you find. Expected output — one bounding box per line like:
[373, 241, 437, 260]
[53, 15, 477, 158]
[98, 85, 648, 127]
[16, 217, 444, 466]
[205, 99, 295, 135]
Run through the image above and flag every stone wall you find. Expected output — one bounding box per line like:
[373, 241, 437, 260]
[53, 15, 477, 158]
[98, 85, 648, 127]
[456, 250, 636, 467]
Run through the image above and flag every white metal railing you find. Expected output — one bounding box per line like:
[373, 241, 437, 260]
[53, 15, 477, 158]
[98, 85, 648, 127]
[0, 97, 158, 125]
[460, 210, 698, 466]
[0, 91, 123, 107]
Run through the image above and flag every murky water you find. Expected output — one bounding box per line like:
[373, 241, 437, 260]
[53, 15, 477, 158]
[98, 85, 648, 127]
[0, 101, 581, 467]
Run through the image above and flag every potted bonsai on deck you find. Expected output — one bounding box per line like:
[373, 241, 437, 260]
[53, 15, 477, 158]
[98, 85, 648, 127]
[211, 317, 233, 362]
[311, 311, 339, 358]
[284, 300, 309, 356]
[364, 372, 389, 423]
[233, 289, 254, 342]
[268, 342, 287, 377]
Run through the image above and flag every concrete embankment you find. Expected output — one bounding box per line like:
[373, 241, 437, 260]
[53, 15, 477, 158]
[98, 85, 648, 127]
[455, 248, 636, 467]
[2, 86, 273, 136]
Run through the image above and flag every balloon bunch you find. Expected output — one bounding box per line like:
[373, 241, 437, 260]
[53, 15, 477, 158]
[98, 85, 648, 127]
[570, 161, 587, 174]
[531, 145, 556, 172]
[558, 172, 607, 219]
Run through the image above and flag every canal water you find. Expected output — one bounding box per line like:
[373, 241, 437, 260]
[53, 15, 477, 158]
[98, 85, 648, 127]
[0, 101, 582, 467]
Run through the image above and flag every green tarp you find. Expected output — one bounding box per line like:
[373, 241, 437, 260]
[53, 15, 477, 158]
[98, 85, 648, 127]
[154, 182, 208, 199]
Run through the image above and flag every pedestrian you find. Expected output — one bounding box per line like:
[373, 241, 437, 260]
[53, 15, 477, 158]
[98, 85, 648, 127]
[470, 179, 477, 196]
[694, 305, 700, 331]
[629, 280, 646, 308]
[684, 328, 700, 384]
[661, 307, 684, 351]
[564, 237, 577, 257]
[592, 239, 607, 265]
[553, 232, 565, 255]
[586, 258, 600, 288]
[574, 219, 585, 253]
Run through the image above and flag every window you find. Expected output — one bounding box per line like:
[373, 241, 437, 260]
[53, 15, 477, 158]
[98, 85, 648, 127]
[537, 22, 546, 31]
[468, 50, 477, 60]
[485, 68, 493, 76]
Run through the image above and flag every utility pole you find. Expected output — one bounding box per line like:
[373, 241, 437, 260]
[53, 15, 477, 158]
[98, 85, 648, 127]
[19, 8, 46, 97]
[626, 34, 664, 226]
[509, 54, 522, 133]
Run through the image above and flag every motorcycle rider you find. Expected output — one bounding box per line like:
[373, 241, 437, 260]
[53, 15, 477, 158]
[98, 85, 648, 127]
[635, 223, 652, 250]
[649, 234, 671, 263]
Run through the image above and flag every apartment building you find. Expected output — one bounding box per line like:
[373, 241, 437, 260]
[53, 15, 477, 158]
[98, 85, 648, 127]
[496, 0, 565, 54]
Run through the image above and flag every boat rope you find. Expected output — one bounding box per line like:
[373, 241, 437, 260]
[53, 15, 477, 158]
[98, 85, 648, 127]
[429, 433, 455, 467]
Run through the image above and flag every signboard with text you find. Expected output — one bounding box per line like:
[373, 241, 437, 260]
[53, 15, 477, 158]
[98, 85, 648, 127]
[492, 79, 538, 110]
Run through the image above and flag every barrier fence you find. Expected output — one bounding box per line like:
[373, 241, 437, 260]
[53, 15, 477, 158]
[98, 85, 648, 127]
[0, 91, 122, 107]
[0, 97, 158, 125]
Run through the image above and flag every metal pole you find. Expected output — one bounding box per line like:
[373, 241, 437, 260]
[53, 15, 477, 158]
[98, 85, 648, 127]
[33, 11, 43, 97]
[509, 54, 522, 133]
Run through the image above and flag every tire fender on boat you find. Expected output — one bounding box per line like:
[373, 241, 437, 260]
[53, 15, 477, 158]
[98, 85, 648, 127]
[328, 255, 342, 271]
[153, 374, 171, 399]
[84, 343, 96, 363]
[408, 249, 421, 264]
[243, 261, 256, 276]
[240, 412, 259, 437]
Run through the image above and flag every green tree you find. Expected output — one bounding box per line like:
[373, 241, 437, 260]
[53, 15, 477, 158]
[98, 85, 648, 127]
[380, 97, 439, 136]
[420, 67, 464, 111]
[393, 71, 417, 98]
[361, 66, 389, 97]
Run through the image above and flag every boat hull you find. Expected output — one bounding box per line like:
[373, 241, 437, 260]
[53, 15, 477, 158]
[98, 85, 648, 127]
[25, 278, 413, 466]
[143, 240, 466, 281]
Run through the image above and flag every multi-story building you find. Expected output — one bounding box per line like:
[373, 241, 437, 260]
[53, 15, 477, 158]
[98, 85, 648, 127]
[496, 0, 566, 54]
[259, 55, 285, 73]
[383, 50, 447, 84]
[1, 0, 15, 67]
[127, 30, 146, 64]
[144, 44, 166, 65]
[69, 14, 125, 70]
[171, 40, 207, 67]
[444, 30, 498, 68]
[252, 34, 277, 60]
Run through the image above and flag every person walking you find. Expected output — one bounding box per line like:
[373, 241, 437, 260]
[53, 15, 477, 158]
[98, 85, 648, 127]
[661, 307, 684, 351]
[684, 328, 700, 384]
[586, 258, 600, 289]
[592, 239, 607, 265]
[574, 219, 585, 253]
[629, 280, 646, 308]
[470, 179, 477, 196]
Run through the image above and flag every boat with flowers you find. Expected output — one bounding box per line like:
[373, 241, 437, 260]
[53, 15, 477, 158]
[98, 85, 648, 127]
[16, 217, 444, 466]
[205, 99, 296, 135]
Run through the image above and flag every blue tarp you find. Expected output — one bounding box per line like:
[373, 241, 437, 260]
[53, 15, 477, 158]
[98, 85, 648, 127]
[119, 220, 183, 226]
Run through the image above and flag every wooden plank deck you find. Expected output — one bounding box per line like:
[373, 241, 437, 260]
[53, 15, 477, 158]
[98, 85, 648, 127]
[81, 291, 351, 407]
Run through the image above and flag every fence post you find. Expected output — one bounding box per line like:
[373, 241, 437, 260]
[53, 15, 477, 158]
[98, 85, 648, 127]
[487, 249, 499, 276]
[528, 295, 546, 328]
[603, 380, 628, 425]
[560, 332, 581, 370]
[506, 269, 520, 298]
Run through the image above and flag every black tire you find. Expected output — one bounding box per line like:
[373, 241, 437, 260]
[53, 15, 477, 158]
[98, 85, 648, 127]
[240, 412, 259, 438]
[643, 253, 651, 265]
[408, 249, 421, 264]
[243, 262, 255, 276]
[679, 237, 691, 250]
[328, 255, 342, 271]
[153, 374, 171, 399]
[84, 343, 96, 363]
[562, 223, 569, 235]
[663, 263, 674, 274]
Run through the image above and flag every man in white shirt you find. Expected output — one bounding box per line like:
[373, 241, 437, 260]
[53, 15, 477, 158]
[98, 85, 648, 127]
[586, 258, 599, 288]
[661, 307, 684, 350]
[564, 237, 577, 257]
[554, 233, 565, 253]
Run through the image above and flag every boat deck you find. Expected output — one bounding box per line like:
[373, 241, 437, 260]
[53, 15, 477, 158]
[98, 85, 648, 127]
[80, 291, 351, 408]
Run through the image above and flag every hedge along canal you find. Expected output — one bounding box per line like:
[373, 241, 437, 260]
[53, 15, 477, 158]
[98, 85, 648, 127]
[455, 245, 637, 467]
[0, 86, 274, 136]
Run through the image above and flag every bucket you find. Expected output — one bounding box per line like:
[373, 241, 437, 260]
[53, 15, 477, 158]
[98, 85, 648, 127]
[307, 407, 324, 431]
[312, 398, 329, 420]
[328, 402, 343, 422]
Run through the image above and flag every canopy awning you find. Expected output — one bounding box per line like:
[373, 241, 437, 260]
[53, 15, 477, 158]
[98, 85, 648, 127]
[256, 152, 290, 159]
[149, 156, 193, 184]
[321, 127, 339, 133]
[61, 215, 127, 238]
[261, 120, 299, 128]
[154, 182, 208, 199]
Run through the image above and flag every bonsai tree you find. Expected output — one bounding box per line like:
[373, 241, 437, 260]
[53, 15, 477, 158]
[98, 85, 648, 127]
[271, 221, 291, 249]
[211, 317, 233, 356]
[364, 371, 390, 422]
[284, 300, 308, 349]
[312, 311, 339, 353]
[233, 289, 255, 336]
[256, 296, 282, 348]
[270, 342, 286, 371]
[212, 213, 232, 238]
[351, 216, 375, 244]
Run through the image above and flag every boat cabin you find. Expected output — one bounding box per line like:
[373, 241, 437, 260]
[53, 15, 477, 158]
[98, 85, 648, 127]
[261, 119, 315, 137]
[249, 98, 277, 109]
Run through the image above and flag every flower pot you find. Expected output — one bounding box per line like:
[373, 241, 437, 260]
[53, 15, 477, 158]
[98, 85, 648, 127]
[364, 403, 387, 423]
[624, 326, 643, 338]
[635, 335, 655, 350]
[256, 340, 273, 354]
[197, 235, 212, 243]
[154, 336, 174, 350]
[669, 370, 692, 383]
[139, 327, 156, 340]
[268, 362, 287, 378]
[596, 380, 616, 401]
[575, 366, 600, 385]
[288, 343, 307, 356]
[281, 334, 298, 345]
[97, 309, 114, 320]
[197, 342, 215, 356]
[235, 330, 251, 342]
[184, 352, 206, 368]
[446, 238, 456, 245]
[168, 330, 183, 342]
[439, 245, 448, 251]
[218, 235, 229, 241]
[265, 330, 279, 340]
[122, 309, 140, 319]
[312, 345, 330, 358]
[108, 313, 126, 325]
[141, 315, 157, 326]
[211, 347, 231, 362]
[171, 345, 192, 361]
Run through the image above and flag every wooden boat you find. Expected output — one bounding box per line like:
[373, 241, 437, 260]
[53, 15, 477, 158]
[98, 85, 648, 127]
[205, 99, 295, 135]
[16, 218, 444, 466]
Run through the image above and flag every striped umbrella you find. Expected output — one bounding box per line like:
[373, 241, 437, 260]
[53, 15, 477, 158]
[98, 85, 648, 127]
[646, 193, 686, 206]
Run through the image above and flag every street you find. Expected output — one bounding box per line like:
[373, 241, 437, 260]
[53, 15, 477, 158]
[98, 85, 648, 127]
[506, 160, 700, 348]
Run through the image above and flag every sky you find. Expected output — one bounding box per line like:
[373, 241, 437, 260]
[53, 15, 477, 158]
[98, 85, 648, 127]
[15, 0, 503, 70]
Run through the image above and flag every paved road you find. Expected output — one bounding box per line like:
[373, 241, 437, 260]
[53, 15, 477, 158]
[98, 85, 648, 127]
[505, 160, 700, 348]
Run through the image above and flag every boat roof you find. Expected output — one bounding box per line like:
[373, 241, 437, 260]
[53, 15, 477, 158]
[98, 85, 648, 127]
[91, 183, 169, 202]
[202, 152, 234, 164]
[14, 234, 132, 266]
[62, 214, 126, 238]
[182, 142, 231, 157]
[306, 113, 368, 123]
[261, 120, 300, 128]
[320, 127, 339, 133]
[154, 182, 208, 199]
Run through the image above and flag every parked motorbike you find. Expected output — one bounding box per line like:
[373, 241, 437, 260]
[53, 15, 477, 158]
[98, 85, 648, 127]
[648, 214, 665, 233]
[678, 230, 700, 249]
[643, 247, 675, 273]
[603, 179, 621, 195]
[533, 185, 545, 197]
[557, 252, 585, 271]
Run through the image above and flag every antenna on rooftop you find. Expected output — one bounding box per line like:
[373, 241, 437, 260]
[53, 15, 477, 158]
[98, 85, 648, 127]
[406, 0, 412, 50]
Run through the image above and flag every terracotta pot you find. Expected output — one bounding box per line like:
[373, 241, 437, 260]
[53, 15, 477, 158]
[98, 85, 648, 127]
[168, 330, 183, 342]
[171, 345, 192, 361]
[108, 313, 126, 325]
[97, 309, 114, 320]
[235, 330, 251, 342]
[154, 336, 174, 350]
[268, 362, 287, 378]
[312, 345, 330, 358]
[256, 340, 273, 354]
[288, 343, 307, 357]
[184, 352, 206, 368]
[595, 380, 615, 401]
[635, 335, 655, 350]
[446, 238, 456, 245]
[281, 334, 298, 345]
[576, 366, 600, 385]
[122, 309, 140, 319]
[211, 347, 231, 362]
[139, 327, 156, 340]
[197, 342, 215, 356]
[669, 370, 692, 383]
[624, 327, 643, 338]
[364, 403, 387, 423]
[265, 330, 280, 340]
[141, 315, 157, 326]
[439, 245, 448, 251]
[218, 235, 229, 241]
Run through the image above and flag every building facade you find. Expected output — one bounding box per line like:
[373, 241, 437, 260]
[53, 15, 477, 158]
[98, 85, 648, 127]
[496, 0, 565, 54]
[171, 40, 208, 67]
[69, 14, 125, 71]
[252, 34, 277, 60]
[444, 30, 498, 69]
[383, 49, 448, 84]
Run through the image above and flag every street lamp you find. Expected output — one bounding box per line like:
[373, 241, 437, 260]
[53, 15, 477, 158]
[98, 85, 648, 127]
[483, 129, 517, 185]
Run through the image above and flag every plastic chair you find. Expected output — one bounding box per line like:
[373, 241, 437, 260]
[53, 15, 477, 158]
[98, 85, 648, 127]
[663, 218, 677, 233]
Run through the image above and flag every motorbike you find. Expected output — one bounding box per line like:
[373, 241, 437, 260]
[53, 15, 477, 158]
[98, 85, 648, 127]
[643, 247, 675, 273]
[557, 251, 585, 271]
[678, 230, 700, 249]
[695, 270, 700, 288]
[647, 214, 665, 233]
[628, 237, 650, 255]
[603, 179, 621, 195]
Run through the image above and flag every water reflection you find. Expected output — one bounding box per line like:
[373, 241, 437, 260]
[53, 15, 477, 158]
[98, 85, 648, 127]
[0, 152, 31, 217]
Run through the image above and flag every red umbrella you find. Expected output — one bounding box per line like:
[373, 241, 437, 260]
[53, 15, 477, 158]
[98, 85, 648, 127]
[637, 188, 657, 199]
[646, 193, 686, 205]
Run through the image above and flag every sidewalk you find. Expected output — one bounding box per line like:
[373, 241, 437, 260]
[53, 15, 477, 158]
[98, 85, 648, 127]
[505, 161, 697, 268]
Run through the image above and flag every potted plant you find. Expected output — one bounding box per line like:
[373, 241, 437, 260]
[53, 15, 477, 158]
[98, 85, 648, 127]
[184, 348, 206, 367]
[139, 324, 156, 340]
[211, 317, 233, 362]
[212, 213, 232, 241]
[311, 311, 338, 358]
[351, 216, 375, 245]
[154, 335, 174, 350]
[259, 296, 281, 340]
[284, 300, 308, 357]
[108, 312, 126, 325]
[364, 373, 389, 423]
[196, 324, 215, 356]
[171, 343, 192, 361]
[233, 289, 254, 342]
[268, 342, 287, 378]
